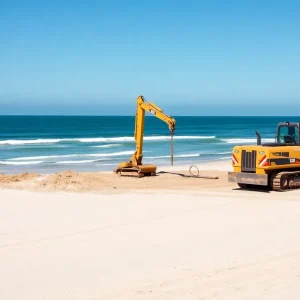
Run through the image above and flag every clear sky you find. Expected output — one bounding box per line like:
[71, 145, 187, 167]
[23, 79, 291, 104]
[1, 0, 300, 115]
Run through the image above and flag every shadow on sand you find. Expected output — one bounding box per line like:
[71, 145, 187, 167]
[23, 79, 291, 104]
[232, 186, 271, 194]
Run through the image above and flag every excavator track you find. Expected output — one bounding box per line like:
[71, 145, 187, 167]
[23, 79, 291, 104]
[270, 170, 300, 192]
[114, 166, 157, 178]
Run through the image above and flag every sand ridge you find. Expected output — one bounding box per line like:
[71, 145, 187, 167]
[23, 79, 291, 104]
[0, 168, 234, 193]
[0, 172, 40, 184]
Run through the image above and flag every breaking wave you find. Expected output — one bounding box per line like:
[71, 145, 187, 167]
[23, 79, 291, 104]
[221, 138, 274, 144]
[55, 160, 116, 165]
[0, 139, 61, 145]
[90, 144, 122, 148]
[0, 135, 216, 145]
[0, 161, 44, 165]
[146, 153, 200, 159]
[8, 151, 134, 161]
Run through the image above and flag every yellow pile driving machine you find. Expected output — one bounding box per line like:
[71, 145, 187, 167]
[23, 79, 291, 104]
[228, 121, 300, 191]
[114, 95, 176, 177]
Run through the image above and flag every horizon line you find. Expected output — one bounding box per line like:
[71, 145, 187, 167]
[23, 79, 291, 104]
[0, 114, 300, 118]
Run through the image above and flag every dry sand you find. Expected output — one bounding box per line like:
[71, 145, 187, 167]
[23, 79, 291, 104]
[0, 161, 233, 193]
[1, 160, 300, 299]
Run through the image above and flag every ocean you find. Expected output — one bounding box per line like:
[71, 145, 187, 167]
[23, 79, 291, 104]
[0, 116, 299, 174]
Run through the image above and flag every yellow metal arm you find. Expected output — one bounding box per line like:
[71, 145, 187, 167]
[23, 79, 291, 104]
[115, 95, 176, 176]
[131, 95, 176, 166]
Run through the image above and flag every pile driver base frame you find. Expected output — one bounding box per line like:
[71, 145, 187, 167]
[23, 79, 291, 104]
[114, 165, 157, 178]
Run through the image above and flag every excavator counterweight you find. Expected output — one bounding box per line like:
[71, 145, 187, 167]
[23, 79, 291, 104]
[114, 95, 176, 177]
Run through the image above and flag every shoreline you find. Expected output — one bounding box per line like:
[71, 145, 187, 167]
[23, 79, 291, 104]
[0, 158, 233, 176]
[157, 158, 232, 172]
[0, 159, 233, 176]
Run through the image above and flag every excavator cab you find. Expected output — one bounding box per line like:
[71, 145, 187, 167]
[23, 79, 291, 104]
[276, 122, 299, 144]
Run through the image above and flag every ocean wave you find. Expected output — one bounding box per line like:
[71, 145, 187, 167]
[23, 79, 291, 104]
[56, 160, 96, 164]
[8, 151, 134, 161]
[146, 152, 231, 159]
[215, 156, 232, 160]
[146, 135, 215, 140]
[199, 151, 232, 156]
[0, 159, 120, 166]
[8, 155, 73, 161]
[0, 135, 216, 145]
[86, 151, 133, 157]
[146, 153, 200, 159]
[0, 161, 44, 165]
[55, 160, 117, 165]
[214, 151, 232, 155]
[90, 144, 122, 148]
[8, 150, 229, 163]
[77, 136, 216, 142]
[0, 139, 61, 145]
[221, 138, 274, 144]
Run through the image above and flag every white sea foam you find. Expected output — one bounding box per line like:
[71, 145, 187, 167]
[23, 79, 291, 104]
[90, 144, 122, 148]
[0, 161, 44, 165]
[82, 135, 215, 142]
[8, 151, 134, 161]
[0, 159, 118, 165]
[85, 151, 133, 157]
[56, 160, 96, 164]
[146, 153, 200, 159]
[55, 160, 118, 165]
[0, 135, 216, 145]
[214, 151, 232, 155]
[9, 154, 79, 161]
[200, 151, 232, 156]
[221, 138, 274, 144]
[215, 156, 232, 160]
[0, 139, 62, 145]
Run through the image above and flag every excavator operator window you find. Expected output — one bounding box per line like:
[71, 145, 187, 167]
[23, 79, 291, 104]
[293, 127, 299, 144]
[277, 125, 298, 144]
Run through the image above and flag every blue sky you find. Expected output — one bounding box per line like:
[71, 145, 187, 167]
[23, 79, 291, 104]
[0, 0, 300, 115]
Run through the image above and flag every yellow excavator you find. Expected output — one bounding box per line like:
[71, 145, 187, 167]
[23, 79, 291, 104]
[114, 95, 176, 177]
[228, 121, 300, 191]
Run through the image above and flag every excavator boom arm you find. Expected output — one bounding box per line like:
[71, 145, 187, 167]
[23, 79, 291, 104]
[132, 95, 176, 165]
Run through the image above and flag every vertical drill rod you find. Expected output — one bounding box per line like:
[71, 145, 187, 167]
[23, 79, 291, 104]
[170, 131, 174, 166]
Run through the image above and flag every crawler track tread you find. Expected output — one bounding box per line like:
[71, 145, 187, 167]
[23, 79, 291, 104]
[271, 170, 300, 192]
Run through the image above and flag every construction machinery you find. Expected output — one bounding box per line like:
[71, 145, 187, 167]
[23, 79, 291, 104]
[228, 121, 300, 191]
[114, 95, 176, 177]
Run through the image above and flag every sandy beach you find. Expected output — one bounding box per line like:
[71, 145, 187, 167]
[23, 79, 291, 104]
[1, 160, 300, 299]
